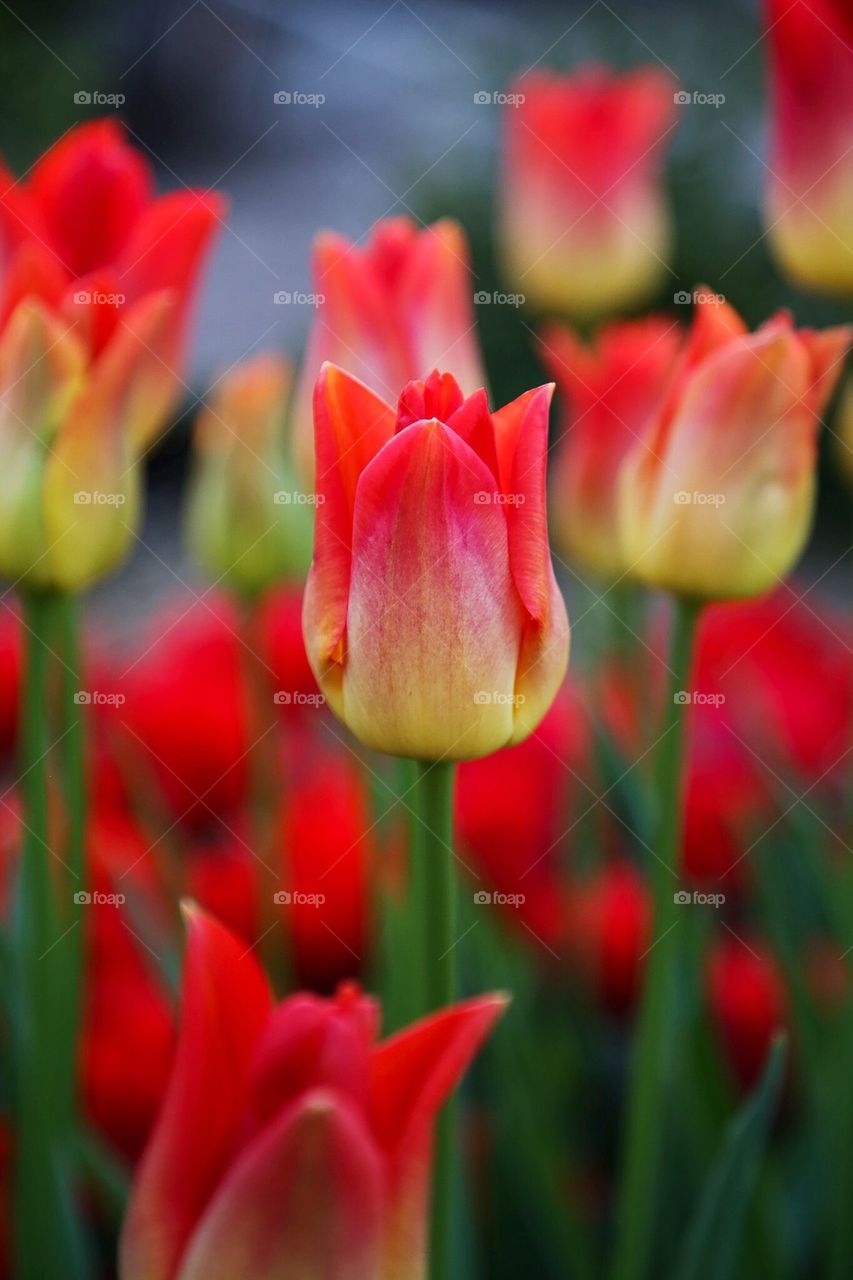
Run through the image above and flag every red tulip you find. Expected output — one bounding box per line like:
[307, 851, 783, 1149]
[565, 860, 652, 1015]
[304, 366, 569, 760]
[292, 217, 486, 485]
[0, 119, 223, 382]
[619, 295, 851, 598]
[764, 0, 853, 293]
[120, 906, 504, 1279]
[455, 682, 585, 947]
[707, 936, 788, 1089]
[499, 66, 677, 317]
[539, 316, 681, 578]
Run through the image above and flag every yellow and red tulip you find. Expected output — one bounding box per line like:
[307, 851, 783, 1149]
[499, 66, 678, 318]
[291, 217, 486, 485]
[764, 0, 853, 294]
[539, 315, 682, 579]
[302, 366, 570, 760]
[187, 353, 313, 596]
[120, 905, 504, 1280]
[618, 294, 851, 600]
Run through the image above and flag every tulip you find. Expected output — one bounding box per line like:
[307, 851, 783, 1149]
[539, 316, 681, 578]
[707, 936, 788, 1089]
[764, 0, 853, 293]
[565, 860, 652, 1015]
[0, 119, 224, 416]
[291, 217, 487, 486]
[619, 294, 851, 599]
[303, 365, 569, 760]
[499, 66, 677, 318]
[120, 905, 505, 1280]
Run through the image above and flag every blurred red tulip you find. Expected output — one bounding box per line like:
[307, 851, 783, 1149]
[707, 936, 788, 1090]
[292, 217, 486, 485]
[0, 119, 223, 376]
[539, 316, 681, 578]
[455, 683, 585, 947]
[499, 66, 677, 317]
[120, 906, 504, 1280]
[304, 366, 569, 760]
[765, 0, 853, 293]
[0, 609, 21, 763]
[565, 860, 652, 1015]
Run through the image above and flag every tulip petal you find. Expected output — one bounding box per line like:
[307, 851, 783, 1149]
[370, 994, 507, 1278]
[341, 419, 525, 759]
[176, 1089, 384, 1280]
[120, 906, 271, 1280]
[28, 119, 153, 277]
[303, 365, 396, 701]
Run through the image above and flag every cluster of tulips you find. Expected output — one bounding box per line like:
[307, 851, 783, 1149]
[0, 0, 851, 1277]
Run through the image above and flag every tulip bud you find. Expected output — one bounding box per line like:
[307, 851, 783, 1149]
[764, 0, 853, 294]
[187, 354, 313, 596]
[303, 366, 569, 761]
[618, 293, 851, 600]
[707, 937, 788, 1090]
[540, 316, 681, 579]
[291, 217, 487, 486]
[499, 66, 678, 319]
[0, 293, 175, 593]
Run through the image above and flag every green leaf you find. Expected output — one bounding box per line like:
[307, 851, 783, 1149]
[674, 1035, 787, 1280]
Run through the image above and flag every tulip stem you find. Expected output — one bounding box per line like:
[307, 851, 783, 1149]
[610, 595, 702, 1280]
[411, 759, 458, 1279]
[14, 590, 81, 1278]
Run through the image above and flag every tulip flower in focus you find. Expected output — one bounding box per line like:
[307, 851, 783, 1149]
[303, 366, 569, 760]
[120, 906, 505, 1280]
[499, 67, 677, 319]
[187, 353, 313, 595]
[619, 294, 851, 599]
[707, 936, 788, 1090]
[292, 217, 486, 485]
[764, 0, 853, 294]
[539, 316, 681, 578]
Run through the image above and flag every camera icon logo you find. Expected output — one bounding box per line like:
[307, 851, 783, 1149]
[473, 290, 491, 304]
[73, 291, 92, 305]
[673, 890, 692, 905]
[673, 490, 692, 505]
[473, 890, 492, 905]
[273, 91, 292, 104]
[73, 890, 92, 904]
[74, 691, 92, 705]
[273, 691, 292, 705]
[74, 91, 92, 105]
[673, 91, 691, 105]
[473, 91, 492, 104]
[273, 890, 292, 905]
[673, 691, 692, 705]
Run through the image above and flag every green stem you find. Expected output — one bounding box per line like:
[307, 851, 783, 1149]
[410, 760, 457, 1280]
[14, 590, 69, 1278]
[610, 596, 702, 1280]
